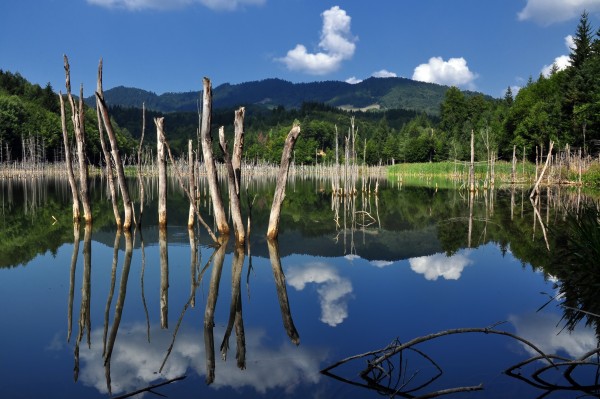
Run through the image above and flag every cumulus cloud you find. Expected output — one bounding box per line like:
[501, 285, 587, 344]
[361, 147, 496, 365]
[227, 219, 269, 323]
[277, 6, 357, 75]
[86, 0, 265, 11]
[78, 324, 323, 395]
[346, 76, 362, 84]
[412, 57, 477, 89]
[409, 252, 473, 281]
[372, 69, 397, 78]
[541, 35, 573, 77]
[517, 0, 600, 25]
[287, 262, 353, 326]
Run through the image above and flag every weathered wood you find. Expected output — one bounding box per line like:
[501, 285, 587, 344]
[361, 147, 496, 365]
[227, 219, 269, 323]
[96, 58, 121, 228]
[156, 117, 167, 227]
[469, 129, 475, 192]
[267, 124, 301, 239]
[187, 140, 196, 228]
[136, 103, 146, 226]
[200, 77, 229, 235]
[232, 107, 245, 195]
[95, 92, 134, 230]
[219, 126, 245, 245]
[530, 140, 554, 199]
[58, 92, 80, 222]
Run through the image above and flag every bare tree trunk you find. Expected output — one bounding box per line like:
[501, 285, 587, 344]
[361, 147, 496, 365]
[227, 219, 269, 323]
[136, 103, 146, 226]
[156, 117, 167, 227]
[200, 77, 229, 235]
[219, 126, 245, 245]
[95, 61, 134, 230]
[96, 58, 121, 228]
[530, 141, 554, 199]
[232, 107, 245, 195]
[469, 129, 475, 192]
[188, 140, 196, 228]
[58, 92, 80, 222]
[511, 145, 516, 183]
[267, 124, 301, 239]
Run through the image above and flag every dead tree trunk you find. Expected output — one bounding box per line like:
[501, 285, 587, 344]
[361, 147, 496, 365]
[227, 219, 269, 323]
[232, 107, 245, 195]
[62, 55, 91, 223]
[96, 58, 121, 228]
[469, 129, 475, 192]
[530, 141, 554, 199]
[267, 123, 301, 239]
[136, 103, 146, 227]
[188, 140, 196, 228]
[200, 77, 229, 235]
[156, 117, 167, 228]
[58, 92, 80, 222]
[95, 60, 134, 230]
[219, 126, 245, 245]
[511, 145, 517, 183]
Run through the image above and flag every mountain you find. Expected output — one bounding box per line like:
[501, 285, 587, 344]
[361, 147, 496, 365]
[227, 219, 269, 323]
[85, 77, 478, 116]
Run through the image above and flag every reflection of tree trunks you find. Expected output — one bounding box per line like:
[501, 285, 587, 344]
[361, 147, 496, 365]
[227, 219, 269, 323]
[159, 227, 169, 329]
[139, 229, 150, 342]
[74, 224, 92, 382]
[103, 229, 121, 357]
[200, 77, 229, 236]
[267, 124, 301, 239]
[67, 222, 80, 343]
[267, 239, 300, 345]
[156, 117, 167, 227]
[531, 197, 550, 251]
[468, 191, 474, 248]
[104, 231, 134, 395]
[96, 61, 121, 228]
[220, 244, 246, 369]
[219, 126, 245, 245]
[189, 227, 198, 308]
[204, 236, 229, 384]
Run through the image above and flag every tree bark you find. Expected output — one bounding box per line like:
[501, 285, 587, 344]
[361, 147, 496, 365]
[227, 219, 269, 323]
[267, 123, 301, 239]
[219, 126, 245, 245]
[469, 129, 475, 192]
[232, 107, 245, 195]
[187, 139, 196, 228]
[156, 117, 167, 227]
[200, 77, 229, 235]
[96, 58, 121, 228]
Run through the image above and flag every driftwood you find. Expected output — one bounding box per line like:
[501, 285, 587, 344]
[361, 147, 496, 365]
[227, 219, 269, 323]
[267, 123, 301, 239]
[200, 77, 229, 235]
[96, 59, 121, 228]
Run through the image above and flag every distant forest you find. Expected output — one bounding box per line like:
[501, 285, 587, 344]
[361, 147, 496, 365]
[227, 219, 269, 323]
[0, 12, 598, 166]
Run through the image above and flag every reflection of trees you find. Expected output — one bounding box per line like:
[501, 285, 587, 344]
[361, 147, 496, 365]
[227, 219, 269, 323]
[73, 223, 91, 382]
[159, 227, 168, 329]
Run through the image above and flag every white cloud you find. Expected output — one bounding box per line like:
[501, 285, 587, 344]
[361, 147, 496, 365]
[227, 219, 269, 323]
[509, 312, 596, 358]
[409, 252, 473, 281]
[370, 260, 394, 268]
[372, 69, 397, 78]
[277, 6, 357, 75]
[541, 35, 573, 77]
[517, 0, 600, 25]
[412, 57, 477, 89]
[287, 262, 353, 327]
[345, 76, 362, 84]
[86, 0, 265, 11]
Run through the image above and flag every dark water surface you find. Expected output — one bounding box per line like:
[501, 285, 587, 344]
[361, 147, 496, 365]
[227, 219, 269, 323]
[0, 176, 599, 398]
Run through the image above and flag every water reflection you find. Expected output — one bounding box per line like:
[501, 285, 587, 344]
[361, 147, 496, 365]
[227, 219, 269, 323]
[409, 251, 473, 281]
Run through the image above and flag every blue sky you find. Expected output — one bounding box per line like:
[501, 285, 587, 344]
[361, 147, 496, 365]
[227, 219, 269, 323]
[1, 0, 600, 99]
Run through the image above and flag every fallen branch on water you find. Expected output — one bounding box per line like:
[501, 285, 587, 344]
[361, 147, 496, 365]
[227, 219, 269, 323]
[111, 375, 186, 399]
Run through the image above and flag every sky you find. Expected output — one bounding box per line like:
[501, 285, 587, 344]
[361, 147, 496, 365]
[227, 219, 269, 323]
[1, 0, 600, 99]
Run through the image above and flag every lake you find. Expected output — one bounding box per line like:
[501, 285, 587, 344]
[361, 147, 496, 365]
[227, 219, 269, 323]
[0, 175, 599, 398]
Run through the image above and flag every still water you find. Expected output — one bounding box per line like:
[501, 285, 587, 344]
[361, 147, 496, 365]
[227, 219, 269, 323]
[0, 176, 598, 398]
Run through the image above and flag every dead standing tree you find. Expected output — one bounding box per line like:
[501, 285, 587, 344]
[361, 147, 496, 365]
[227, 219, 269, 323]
[95, 59, 134, 230]
[267, 123, 301, 239]
[58, 91, 80, 222]
[200, 77, 229, 236]
[61, 55, 92, 224]
[156, 117, 168, 228]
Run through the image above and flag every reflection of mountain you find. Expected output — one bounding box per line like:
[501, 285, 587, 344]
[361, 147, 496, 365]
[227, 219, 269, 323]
[71, 324, 324, 396]
[287, 262, 353, 327]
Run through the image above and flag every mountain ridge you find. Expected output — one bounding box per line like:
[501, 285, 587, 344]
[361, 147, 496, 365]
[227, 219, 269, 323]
[85, 77, 489, 115]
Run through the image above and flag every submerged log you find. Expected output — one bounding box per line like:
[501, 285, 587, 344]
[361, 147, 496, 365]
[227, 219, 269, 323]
[267, 123, 301, 239]
[200, 77, 229, 236]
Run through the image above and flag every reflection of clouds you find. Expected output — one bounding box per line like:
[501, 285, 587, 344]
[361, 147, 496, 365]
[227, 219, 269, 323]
[409, 252, 472, 281]
[287, 262, 353, 327]
[509, 312, 596, 358]
[370, 260, 394, 268]
[78, 324, 323, 395]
